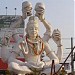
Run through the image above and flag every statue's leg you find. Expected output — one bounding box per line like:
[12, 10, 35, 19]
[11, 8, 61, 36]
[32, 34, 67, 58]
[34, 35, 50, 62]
[8, 62, 32, 74]
[40, 64, 61, 75]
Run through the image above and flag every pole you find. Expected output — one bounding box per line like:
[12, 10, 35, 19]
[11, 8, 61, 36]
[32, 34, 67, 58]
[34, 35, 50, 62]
[14, 8, 17, 16]
[5, 7, 7, 15]
[56, 44, 75, 74]
[71, 37, 74, 74]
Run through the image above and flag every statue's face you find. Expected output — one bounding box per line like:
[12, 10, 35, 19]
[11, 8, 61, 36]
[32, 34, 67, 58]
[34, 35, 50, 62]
[26, 22, 39, 39]
[22, 5, 32, 15]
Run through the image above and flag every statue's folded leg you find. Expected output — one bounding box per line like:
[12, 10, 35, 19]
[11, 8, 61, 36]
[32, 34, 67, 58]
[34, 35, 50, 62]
[8, 62, 33, 74]
[40, 64, 61, 75]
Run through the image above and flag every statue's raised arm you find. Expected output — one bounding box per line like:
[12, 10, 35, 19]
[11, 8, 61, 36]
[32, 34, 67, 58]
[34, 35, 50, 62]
[52, 29, 63, 62]
[35, 2, 52, 42]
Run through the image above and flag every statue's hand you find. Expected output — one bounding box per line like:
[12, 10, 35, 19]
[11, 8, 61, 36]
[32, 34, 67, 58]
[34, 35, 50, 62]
[35, 2, 45, 22]
[36, 61, 45, 68]
[52, 29, 62, 46]
[36, 13, 45, 22]
[22, 1, 32, 19]
[22, 11, 32, 19]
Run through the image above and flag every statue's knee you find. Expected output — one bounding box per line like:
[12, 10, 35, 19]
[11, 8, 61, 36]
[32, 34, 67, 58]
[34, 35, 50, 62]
[41, 73, 46, 75]
[8, 62, 18, 70]
[25, 73, 33, 75]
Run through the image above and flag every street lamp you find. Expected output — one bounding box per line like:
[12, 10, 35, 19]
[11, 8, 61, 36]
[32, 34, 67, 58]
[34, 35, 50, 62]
[14, 8, 17, 16]
[5, 7, 7, 15]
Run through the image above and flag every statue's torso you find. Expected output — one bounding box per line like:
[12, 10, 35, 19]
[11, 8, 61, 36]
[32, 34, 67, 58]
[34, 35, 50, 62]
[20, 36, 44, 63]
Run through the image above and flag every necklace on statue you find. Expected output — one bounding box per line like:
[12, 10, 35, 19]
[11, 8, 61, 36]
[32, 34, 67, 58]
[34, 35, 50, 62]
[26, 36, 44, 55]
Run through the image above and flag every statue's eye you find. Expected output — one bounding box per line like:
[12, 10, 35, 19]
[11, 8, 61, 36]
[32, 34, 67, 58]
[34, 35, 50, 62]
[29, 27, 38, 30]
[35, 27, 38, 30]
[30, 28, 33, 30]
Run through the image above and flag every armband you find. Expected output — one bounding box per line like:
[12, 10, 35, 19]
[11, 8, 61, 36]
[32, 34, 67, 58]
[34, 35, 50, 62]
[57, 44, 62, 47]
[41, 18, 45, 22]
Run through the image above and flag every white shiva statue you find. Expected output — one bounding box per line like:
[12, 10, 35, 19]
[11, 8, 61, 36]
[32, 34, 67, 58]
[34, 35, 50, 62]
[1, 1, 63, 75]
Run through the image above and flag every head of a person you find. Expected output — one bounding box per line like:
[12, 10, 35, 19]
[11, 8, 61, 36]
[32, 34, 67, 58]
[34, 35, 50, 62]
[22, 1, 32, 19]
[26, 16, 39, 39]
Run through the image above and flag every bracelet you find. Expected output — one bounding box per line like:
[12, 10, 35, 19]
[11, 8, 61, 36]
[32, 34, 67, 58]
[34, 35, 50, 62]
[41, 18, 45, 22]
[57, 44, 62, 47]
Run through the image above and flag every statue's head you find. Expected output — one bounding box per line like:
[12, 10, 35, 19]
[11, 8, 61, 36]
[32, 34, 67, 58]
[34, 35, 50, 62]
[26, 16, 39, 38]
[22, 1, 32, 19]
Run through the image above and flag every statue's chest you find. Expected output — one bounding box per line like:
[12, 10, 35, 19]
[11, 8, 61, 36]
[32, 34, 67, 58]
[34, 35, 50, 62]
[20, 36, 44, 55]
[27, 41, 44, 55]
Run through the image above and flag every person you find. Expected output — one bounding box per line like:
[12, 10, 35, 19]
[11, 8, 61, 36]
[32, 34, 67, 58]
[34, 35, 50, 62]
[1, 1, 63, 75]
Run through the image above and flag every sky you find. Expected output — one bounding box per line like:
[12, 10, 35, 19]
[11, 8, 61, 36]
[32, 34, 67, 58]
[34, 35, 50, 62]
[0, 0, 74, 38]
[0, 0, 75, 71]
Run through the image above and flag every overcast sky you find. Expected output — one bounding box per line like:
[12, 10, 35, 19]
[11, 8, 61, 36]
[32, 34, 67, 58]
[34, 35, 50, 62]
[0, 0, 74, 38]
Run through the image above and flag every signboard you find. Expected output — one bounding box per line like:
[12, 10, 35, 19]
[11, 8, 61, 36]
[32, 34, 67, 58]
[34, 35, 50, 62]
[0, 15, 24, 28]
[60, 63, 70, 70]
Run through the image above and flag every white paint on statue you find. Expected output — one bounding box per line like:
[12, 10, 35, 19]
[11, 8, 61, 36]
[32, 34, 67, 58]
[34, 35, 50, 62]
[0, 1, 63, 75]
